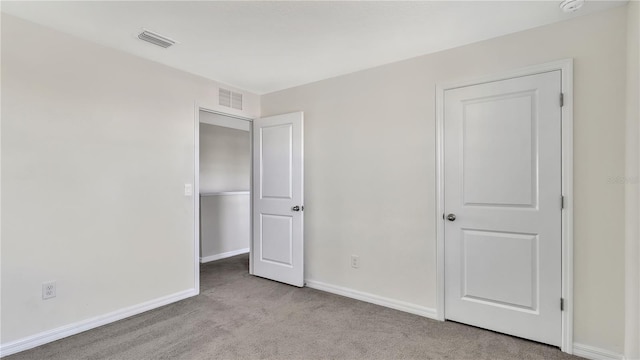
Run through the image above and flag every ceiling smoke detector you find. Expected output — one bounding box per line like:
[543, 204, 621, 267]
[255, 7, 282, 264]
[560, 0, 585, 13]
[137, 29, 175, 48]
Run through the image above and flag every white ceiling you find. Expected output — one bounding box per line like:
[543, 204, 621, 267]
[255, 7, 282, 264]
[1, 1, 626, 94]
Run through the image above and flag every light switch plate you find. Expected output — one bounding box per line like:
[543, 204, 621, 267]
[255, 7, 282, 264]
[184, 183, 193, 196]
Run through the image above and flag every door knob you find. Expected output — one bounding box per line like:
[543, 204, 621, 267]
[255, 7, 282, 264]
[446, 213, 456, 221]
[292, 206, 301, 212]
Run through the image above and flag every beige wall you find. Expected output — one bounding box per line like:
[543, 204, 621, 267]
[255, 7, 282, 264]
[262, 6, 628, 353]
[625, 1, 640, 358]
[199, 123, 250, 194]
[0, 14, 259, 345]
[200, 194, 250, 259]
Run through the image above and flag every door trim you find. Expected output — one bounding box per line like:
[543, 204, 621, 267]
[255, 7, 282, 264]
[194, 105, 255, 293]
[435, 59, 574, 353]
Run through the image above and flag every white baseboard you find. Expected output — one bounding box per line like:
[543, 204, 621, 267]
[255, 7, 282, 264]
[573, 343, 626, 360]
[0, 288, 198, 358]
[304, 279, 438, 320]
[200, 248, 249, 263]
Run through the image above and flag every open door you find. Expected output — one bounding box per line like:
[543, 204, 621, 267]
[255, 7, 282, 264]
[252, 112, 304, 287]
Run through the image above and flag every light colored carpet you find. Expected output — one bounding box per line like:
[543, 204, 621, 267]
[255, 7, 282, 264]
[6, 254, 582, 360]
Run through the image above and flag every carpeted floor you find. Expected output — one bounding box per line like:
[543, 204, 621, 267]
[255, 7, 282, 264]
[6, 254, 582, 360]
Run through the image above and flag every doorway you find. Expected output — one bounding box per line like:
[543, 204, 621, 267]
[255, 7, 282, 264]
[435, 60, 574, 352]
[194, 108, 306, 289]
[197, 109, 253, 271]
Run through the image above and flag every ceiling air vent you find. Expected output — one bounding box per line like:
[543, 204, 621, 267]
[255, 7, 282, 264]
[138, 30, 175, 48]
[219, 88, 243, 110]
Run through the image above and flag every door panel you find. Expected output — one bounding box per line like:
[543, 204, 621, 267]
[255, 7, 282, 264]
[462, 230, 538, 310]
[260, 214, 293, 266]
[252, 112, 304, 287]
[444, 71, 561, 346]
[462, 92, 536, 207]
[260, 124, 293, 199]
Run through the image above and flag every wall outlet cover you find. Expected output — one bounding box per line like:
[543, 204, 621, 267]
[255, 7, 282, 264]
[42, 281, 56, 300]
[351, 255, 360, 269]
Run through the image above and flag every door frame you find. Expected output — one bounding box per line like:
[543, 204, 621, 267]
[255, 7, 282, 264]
[435, 59, 574, 353]
[193, 105, 255, 295]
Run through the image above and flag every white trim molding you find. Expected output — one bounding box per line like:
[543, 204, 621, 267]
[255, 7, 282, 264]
[305, 280, 438, 320]
[200, 248, 250, 263]
[194, 103, 202, 295]
[0, 289, 197, 358]
[573, 343, 626, 360]
[624, 2, 640, 359]
[435, 59, 574, 353]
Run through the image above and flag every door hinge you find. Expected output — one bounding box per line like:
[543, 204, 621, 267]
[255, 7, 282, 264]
[561, 195, 565, 209]
[560, 298, 565, 311]
[560, 93, 564, 107]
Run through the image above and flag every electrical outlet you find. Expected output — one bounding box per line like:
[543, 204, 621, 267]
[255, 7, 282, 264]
[351, 255, 360, 269]
[42, 281, 56, 300]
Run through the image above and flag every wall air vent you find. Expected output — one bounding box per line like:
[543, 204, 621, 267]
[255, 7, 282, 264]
[219, 88, 232, 108]
[137, 30, 175, 48]
[219, 88, 243, 110]
[231, 92, 243, 110]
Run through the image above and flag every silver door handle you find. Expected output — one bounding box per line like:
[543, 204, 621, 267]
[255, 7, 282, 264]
[446, 213, 456, 221]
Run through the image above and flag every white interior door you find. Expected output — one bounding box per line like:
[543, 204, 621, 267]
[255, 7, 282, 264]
[444, 71, 562, 346]
[252, 112, 304, 287]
